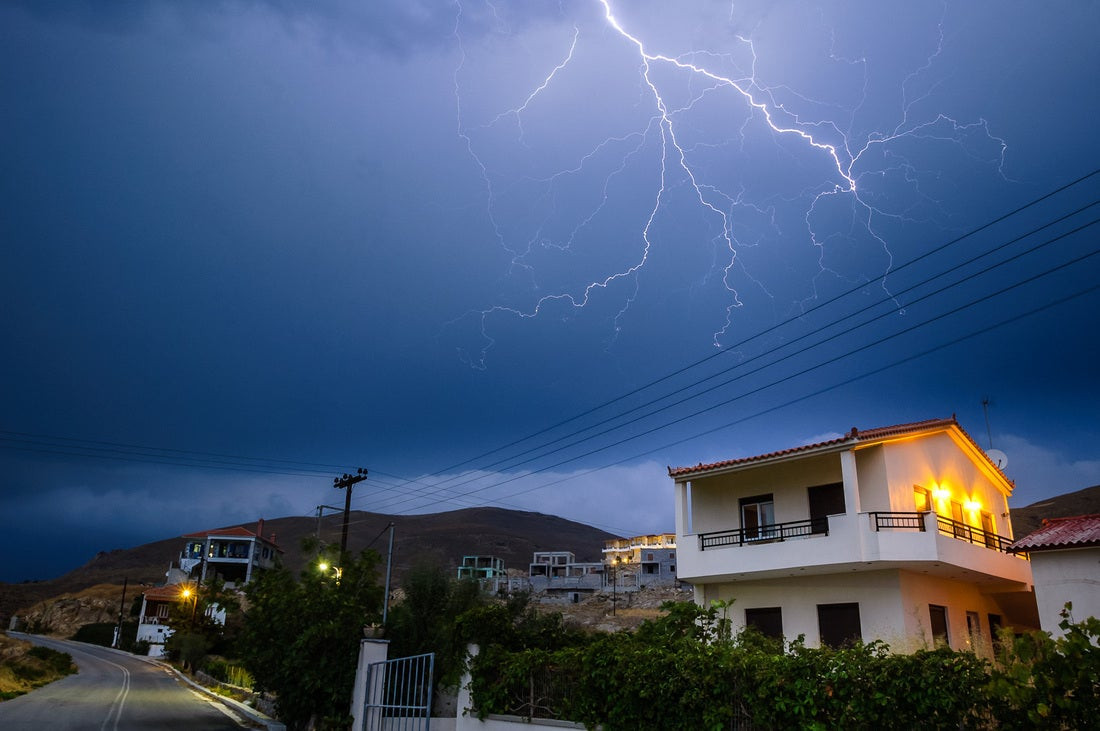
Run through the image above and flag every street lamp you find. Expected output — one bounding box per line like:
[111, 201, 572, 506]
[611, 556, 620, 617]
[180, 585, 199, 630]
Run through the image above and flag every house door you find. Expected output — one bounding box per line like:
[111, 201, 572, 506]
[808, 482, 845, 534]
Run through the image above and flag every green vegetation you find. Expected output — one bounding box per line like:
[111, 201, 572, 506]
[384, 560, 486, 692]
[238, 548, 383, 731]
[163, 576, 242, 672]
[468, 602, 1100, 730]
[0, 638, 76, 701]
[70, 621, 140, 652]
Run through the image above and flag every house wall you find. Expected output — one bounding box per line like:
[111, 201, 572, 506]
[1029, 547, 1100, 638]
[871, 432, 1012, 537]
[686, 452, 843, 535]
[698, 568, 1015, 653]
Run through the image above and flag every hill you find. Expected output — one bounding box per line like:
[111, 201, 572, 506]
[1010, 484, 1100, 538]
[0, 507, 616, 627]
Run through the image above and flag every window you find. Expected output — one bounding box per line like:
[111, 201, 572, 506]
[669, 552, 675, 559]
[740, 494, 775, 539]
[808, 482, 845, 534]
[914, 485, 931, 513]
[966, 611, 982, 648]
[981, 512, 997, 548]
[988, 613, 1003, 647]
[818, 603, 861, 648]
[950, 501, 967, 538]
[929, 604, 949, 646]
[746, 607, 783, 639]
[156, 603, 169, 619]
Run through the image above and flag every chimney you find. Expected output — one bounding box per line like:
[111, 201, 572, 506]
[256, 518, 265, 540]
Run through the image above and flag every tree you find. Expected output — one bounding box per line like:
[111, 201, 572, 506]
[239, 548, 383, 731]
[384, 560, 486, 691]
[164, 576, 241, 671]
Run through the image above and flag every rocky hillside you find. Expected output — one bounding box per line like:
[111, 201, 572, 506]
[1010, 484, 1100, 538]
[1, 507, 617, 627]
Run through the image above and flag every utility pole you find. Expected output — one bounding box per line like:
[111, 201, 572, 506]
[112, 578, 128, 648]
[382, 522, 395, 625]
[333, 468, 368, 555]
[315, 504, 345, 546]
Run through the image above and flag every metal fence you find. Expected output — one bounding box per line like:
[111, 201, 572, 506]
[362, 652, 435, 731]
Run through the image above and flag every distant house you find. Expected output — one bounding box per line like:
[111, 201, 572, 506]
[137, 520, 278, 656]
[457, 555, 506, 581]
[178, 519, 281, 587]
[670, 417, 1038, 651]
[1011, 514, 1100, 638]
[603, 533, 679, 590]
[527, 551, 603, 600]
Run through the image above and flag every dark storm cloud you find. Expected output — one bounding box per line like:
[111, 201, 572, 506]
[2, 0, 566, 54]
[2, 0, 1098, 582]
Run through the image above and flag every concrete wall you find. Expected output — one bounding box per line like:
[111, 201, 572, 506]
[1029, 547, 1100, 638]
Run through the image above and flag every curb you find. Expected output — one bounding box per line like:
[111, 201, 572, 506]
[162, 663, 285, 731]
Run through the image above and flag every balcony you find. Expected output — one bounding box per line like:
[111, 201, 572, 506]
[682, 511, 1030, 587]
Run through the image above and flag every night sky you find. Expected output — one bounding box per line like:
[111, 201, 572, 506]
[2, 0, 1098, 583]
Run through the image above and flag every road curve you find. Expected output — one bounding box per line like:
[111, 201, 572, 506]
[0, 634, 246, 730]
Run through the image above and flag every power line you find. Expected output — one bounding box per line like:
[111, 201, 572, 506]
[378, 232, 1099, 513]
[366, 205, 1100, 512]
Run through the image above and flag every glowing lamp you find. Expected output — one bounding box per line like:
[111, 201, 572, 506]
[932, 487, 950, 501]
[964, 499, 981, 512]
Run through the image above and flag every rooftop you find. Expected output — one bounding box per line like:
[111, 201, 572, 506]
[668, 416, 1006, 483]
[1012, 514, 1100, 552]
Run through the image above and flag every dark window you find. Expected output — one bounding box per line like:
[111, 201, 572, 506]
[745, 607, 783, 639]
[808, 482, 845, 534]
[740, 494, 775, 539]
[818, 603, 861, 648]
[929, 604, 949, 645]
[988, 613, 1003, 645]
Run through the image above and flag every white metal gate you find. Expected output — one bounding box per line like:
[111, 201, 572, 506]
[362, 651, 435, 730]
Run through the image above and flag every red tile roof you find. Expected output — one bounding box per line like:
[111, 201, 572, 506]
[668, 416, 999, 479]
[183, 526, 259, 539]
[1012, 514, 1100, 552]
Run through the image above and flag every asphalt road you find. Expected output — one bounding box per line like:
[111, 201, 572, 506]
[0, 634, 247, 730]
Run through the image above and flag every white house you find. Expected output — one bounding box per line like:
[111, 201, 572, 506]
[1011, 514, 1100, 639]
[136, 520, 278, 656]
[179, 520, 281, 587]
[670, 417, 1038, 652]
[602, 533, 679, 590]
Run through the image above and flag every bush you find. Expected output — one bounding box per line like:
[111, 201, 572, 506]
[469, 602, 1100, 730]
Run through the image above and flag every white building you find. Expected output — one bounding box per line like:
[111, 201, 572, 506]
[179, 521, 281, 587]
[602, 533, 679, 590]
[670, 417, 1038, 652]
[136, 520, 279, 656]
[1011, 514, 1100, 639]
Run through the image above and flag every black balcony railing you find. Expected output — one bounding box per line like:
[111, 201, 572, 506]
[699, 518, 826, 550]
[870, 511, 1017, 554]
[872, 511, 927, 531]
[935, 514, 1016, 553]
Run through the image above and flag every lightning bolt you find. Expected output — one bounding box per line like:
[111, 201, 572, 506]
[449, 0, 1009, 368]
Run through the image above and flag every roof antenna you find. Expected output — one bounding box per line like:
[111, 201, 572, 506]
[982, 397, 994, 449]
[982, 397, 1009, 470]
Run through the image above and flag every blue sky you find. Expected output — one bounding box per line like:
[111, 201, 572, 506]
[2, 0, 1098, 582]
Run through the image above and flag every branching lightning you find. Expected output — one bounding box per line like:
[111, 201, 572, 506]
[450, 0, 1009, 368]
